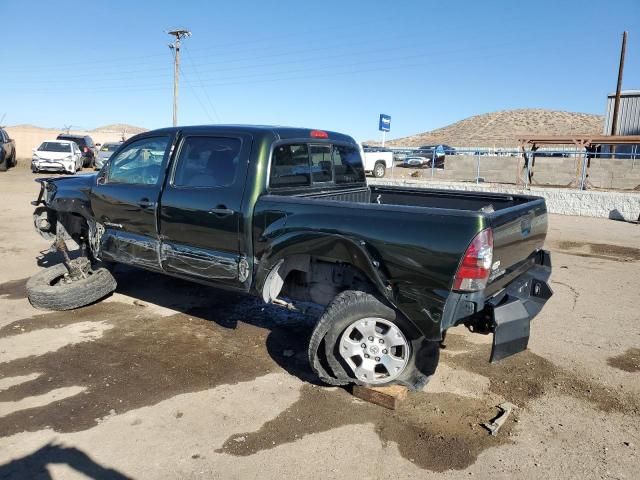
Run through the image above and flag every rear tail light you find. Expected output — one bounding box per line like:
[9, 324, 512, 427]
[453, 228, 493, 291]
[83, 146, 89, 153]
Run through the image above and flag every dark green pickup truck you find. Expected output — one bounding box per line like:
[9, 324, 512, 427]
[30, 125, 552, 388]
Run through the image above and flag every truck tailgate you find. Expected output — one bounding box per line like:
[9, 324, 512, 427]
[485, 197, 548, 297]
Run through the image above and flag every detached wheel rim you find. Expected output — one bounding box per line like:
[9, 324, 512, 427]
[339, 317, 410, 384]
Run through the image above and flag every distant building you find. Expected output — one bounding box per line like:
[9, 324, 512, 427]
[603, 90, 640, 135]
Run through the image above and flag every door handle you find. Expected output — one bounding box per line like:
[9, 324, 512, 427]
[138, 198, 155, 209]
[208, 205, 235, 217]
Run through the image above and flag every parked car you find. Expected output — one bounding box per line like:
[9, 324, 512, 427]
[31, 140, 84, 174]
[403, 154, 444, 169]
[361, 145, 393, 177]
[95, 142, 123, 169]
[417, 144, 456, 156]
[0, 127, 17, 171]
[412, 144, 455, 168]
[29, 125, 552, 389]
[56, 134, 97, 168]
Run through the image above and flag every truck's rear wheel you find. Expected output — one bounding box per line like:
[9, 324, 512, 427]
[26, 259, 117, 311]
[309, 290, 439, 389]
[373, 162, 386, 178]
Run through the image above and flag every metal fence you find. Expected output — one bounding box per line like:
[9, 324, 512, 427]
[376, 146, 640, 191]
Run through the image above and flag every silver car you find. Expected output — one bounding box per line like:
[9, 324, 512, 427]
[95, 142, 122, 169]
[402, 156, 431, 168]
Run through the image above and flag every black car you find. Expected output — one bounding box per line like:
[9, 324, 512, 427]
[0, 127, 17, 171]
[56, 134, 97, 168]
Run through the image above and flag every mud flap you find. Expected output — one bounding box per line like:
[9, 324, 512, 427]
[490, 298, 531, 362]
[489, 268, 553, 362]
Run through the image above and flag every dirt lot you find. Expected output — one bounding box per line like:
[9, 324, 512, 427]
[0, 165, 639, 479]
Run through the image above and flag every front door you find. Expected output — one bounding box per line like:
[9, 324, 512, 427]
[90, 134, 173, 270]
[159, 133, 251, 288]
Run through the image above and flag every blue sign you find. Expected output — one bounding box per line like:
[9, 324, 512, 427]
[379, 114, 391, 132]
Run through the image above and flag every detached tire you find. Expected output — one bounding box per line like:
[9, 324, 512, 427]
[26, 261, 117, 311]
[309, 290, 439, 390]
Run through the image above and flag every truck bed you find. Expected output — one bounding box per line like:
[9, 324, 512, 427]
[266, 183, 548, 298]
[297, 184, 535, 212]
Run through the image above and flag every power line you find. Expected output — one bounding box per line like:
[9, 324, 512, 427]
[183, 44, 221, 122]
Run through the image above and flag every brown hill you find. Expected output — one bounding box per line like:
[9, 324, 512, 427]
[380, 109, 604, 147]
[91, 124, 147, 134]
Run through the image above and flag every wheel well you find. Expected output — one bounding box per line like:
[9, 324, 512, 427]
[262, 255, 377, 306]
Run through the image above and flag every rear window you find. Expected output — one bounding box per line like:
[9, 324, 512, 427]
[332, 145, 365, 184]
[270, 144, 311, 188]
[39, 142, 72, 152]
[101, 143, 120, 152]
[270, 143, 364, 188]
[58, 136, 86, 147]
[309, 144, 332, 183]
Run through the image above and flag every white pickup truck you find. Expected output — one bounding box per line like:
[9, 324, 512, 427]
[361, 146, 393, 178]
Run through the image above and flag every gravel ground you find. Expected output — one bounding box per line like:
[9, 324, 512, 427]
[0, 166, 639, 479]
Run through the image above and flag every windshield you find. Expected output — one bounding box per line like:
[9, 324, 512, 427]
[39, 142, 71, 153]
[101, 143, 121, 152]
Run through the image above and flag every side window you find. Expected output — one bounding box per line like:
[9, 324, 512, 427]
[309, 144, 333, 183]
[173, 136, 241, 188]
[333, 145, 365, 184]
[107, 137, 169, 185]
[270, 144, 310, 188]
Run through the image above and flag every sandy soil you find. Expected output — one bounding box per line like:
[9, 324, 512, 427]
[0, 166, 638, 479]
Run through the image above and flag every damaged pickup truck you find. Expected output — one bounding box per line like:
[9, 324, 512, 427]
[30, 125, 552, 388]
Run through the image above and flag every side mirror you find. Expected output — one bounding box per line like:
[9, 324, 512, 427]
[32, 148, 36, 153]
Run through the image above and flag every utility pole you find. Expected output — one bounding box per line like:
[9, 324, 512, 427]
[168, 29, 191, 127]
[611, 31, 627, 137]
[63, 124, 72, 134]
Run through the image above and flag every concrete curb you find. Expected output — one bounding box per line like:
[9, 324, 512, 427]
[370, 178, 640, 222]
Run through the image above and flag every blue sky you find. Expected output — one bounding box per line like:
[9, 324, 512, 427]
[1, 0, 638, 140]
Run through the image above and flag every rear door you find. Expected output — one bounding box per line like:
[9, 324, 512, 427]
[158, 132, 252, 288]
[90, 134, 174, 270]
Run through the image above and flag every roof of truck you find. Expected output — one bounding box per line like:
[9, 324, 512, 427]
[133, 125, 357, 144]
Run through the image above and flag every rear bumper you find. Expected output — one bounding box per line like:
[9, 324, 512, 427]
[441, 249, 552, 362]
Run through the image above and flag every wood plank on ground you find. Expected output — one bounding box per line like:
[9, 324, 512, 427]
[351, 384, 408, 410]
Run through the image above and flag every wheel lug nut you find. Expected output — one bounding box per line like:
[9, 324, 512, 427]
[364, 354, 370, 358]
[379, 339, 384, 344]
[361, 343, 367, 348]
[382, 349, 388, 354]
[375, 357, 380, 361]
[368, 336, 374, 341]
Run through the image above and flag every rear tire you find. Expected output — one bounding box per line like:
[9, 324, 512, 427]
[26, 259, 117, 311]
[309, 290, 439, 389]
[373, 162, 386, 178]
[0, 154, 7, 172]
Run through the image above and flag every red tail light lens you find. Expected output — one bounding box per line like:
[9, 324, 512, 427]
[83, 146, 89, 153]
[453, 228, 494, 291]
[310, 130, 328, 139]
